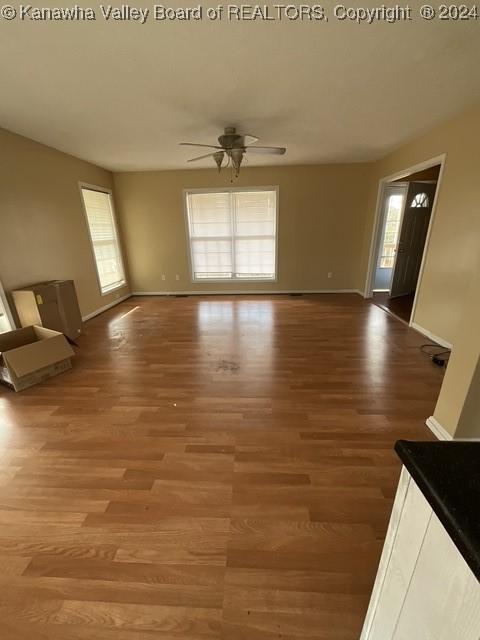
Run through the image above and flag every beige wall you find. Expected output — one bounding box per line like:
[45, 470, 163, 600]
[359, 104, 480, 346]
[433, 256, 480, 438]
[114, 164, 372, 294]
[0, 128, 130, 319]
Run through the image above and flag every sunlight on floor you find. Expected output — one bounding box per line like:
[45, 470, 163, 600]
[364, 305, 389, 383]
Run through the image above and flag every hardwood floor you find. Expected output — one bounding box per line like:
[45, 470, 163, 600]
[372, 292, 415, 324]
[0, 294, 444, 639]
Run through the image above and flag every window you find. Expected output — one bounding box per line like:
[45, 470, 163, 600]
[379, 193, 404, 268]
[411, 192, 429, 208]
[185, 188, 277, 281]
[0, 280, 13, 334]
[80, 186, 126, 294]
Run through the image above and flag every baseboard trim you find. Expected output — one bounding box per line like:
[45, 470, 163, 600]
[82, 293, 132, 322]
[410, 322, 452, 350]
[426, 416, 452, 441]
[81, 289, 363, 318]
[132, 289, 363, 296]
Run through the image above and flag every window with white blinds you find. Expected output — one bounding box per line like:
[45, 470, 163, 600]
[185, 189, 277, 281]
[0, 280, 13, 334]
[80, 187, 126, 294]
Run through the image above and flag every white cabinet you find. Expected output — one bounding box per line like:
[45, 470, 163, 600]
[361, 467, 480, 640]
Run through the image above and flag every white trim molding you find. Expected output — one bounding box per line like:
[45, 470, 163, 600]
[426, 416, 480, 442]
[131, 289, 364, 296]
[426, 416, 452, 441]
[82, 293, 132, 322]
[410, 321, 452, 349]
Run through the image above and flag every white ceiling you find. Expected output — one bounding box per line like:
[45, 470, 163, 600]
[1, 3, 480, 172]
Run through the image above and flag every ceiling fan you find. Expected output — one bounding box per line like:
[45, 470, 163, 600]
[179, 127, 286, 178]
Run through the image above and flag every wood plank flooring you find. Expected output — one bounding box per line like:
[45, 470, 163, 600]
[372, 292, 415, 324]
[0, 294, 444, 639]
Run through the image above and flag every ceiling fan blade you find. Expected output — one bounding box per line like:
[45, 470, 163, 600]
[246, 146, 286, 155]
[180, 143, 222, 149]
[243, 134, 259, 145]
[187, 152, 219, 162]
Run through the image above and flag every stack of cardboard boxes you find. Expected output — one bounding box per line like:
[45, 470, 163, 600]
[12, 280, 82, 341]
[0, 280, 82, 391]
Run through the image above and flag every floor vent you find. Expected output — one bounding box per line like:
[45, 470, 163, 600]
[289, 293, 303, 297]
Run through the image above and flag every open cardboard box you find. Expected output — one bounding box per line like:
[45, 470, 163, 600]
[0, 326, 74, 392]
[12, 280, 83, 341]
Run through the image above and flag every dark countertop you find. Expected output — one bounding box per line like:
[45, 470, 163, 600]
[395, 440, 480, 582]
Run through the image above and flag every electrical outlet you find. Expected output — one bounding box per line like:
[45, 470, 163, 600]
[327, 272, 333, 279]
[161, 274, 166, 281]
[175, 274, 180, 281]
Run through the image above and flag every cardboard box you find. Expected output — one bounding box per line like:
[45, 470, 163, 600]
[12, 280, 82, 341]
[0, 326, 74, 392]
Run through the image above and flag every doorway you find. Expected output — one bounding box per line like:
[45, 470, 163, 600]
[366, 160, 443, 324]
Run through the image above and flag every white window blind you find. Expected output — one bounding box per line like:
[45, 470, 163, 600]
[81, 187, 126, 294]
[186, 189, 277, 281]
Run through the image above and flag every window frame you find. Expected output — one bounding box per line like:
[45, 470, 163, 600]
[183, 186, 279, 284]
[0, 279, 15, 333]
[79, 182, 127, 296]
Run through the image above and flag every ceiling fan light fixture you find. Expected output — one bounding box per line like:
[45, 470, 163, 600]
[213, 151, 224, 172]
[230, 148, 243, 177]
[180, 127, 286, 179]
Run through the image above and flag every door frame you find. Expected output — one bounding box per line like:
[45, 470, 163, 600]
[363, 154, 446, 326]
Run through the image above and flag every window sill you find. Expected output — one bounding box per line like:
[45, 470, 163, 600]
[192, 278, 277, 284]
[101, 281, 127, 296]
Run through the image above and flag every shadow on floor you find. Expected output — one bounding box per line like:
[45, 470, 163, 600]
[372, 292, 415, 323]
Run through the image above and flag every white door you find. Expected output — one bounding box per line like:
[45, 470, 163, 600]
[390, 182, 436, 298]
